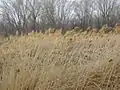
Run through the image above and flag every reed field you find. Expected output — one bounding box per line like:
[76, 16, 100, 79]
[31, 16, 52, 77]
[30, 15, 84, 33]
[0, 29, 120, 90]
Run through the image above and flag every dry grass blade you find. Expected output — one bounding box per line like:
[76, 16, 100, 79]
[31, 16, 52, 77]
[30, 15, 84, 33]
[0, 31, 120, 90]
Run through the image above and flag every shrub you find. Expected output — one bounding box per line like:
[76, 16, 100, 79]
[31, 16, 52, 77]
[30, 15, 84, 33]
[92, 28, 99, 33]
[115, 23, 120, 34]
[73, 27, 81, 32]
[87, 26, 92, 32]
[99, 24, 109, 34]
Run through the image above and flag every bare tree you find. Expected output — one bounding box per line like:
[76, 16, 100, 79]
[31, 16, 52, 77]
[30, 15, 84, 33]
[55, 0, 75, 29]
[0, 0, 120, 35]
[96, 0, 118, 26]
[73, 0, 94, 29]
[39, 0, 56, 30]
[28, 0, 41, 32]
[0, 0, 31, 35]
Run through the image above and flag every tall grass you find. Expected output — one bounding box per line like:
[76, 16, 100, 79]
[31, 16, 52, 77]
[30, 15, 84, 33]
[0, 30, 120, 90]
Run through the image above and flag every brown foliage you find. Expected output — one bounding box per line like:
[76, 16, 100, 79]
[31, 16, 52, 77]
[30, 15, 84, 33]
[99, 24, 110, 33]
[74, 27, 81, 32]
[87, 26, 92, 32]
[115, 23, 120, 34]
[92, 28, 99, 33]
[0, 32, 7, 38]
[0, 31, 120, 90]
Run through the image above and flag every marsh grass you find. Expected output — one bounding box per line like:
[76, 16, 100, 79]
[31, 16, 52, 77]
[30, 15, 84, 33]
[0, 30, 120, 90]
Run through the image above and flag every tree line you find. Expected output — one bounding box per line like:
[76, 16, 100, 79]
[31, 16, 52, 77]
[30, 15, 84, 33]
[0, 0, 120, 35]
